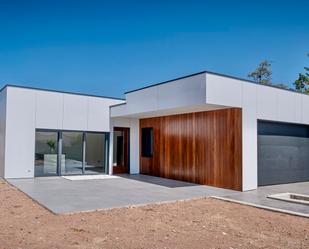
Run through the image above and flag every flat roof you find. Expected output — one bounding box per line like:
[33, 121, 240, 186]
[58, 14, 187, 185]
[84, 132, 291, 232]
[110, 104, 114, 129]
[124, 70, 309, 97]
[2, 70, 308, 101]
[0, 84, 125, 100]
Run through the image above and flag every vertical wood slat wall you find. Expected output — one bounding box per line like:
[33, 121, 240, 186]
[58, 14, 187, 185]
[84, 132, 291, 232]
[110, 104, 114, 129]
[140, 108, 242, 191]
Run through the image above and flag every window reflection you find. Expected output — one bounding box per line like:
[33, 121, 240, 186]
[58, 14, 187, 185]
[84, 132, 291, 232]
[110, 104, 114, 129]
[85, 133, 106, 174]
[61, 132, 83, 175]
[35, 132, 58, 176]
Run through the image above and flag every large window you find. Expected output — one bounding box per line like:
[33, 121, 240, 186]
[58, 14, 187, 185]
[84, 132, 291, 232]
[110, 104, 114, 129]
[85, 133, 108, 174]
[61, 132, 83, 175]
[141, 127, 153, 157]
[34, 130, 109, 177]
[35, 131, 59, 177]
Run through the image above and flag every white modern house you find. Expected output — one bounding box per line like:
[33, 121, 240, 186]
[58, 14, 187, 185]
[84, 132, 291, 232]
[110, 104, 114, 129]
[1, 71, 309, 191]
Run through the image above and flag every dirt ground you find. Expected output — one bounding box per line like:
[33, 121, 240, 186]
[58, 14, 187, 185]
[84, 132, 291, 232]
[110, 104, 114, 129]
[0, 180, 308, 249]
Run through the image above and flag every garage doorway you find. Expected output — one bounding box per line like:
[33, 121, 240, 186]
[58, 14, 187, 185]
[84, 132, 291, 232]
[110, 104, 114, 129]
[258, 121, 309, 186]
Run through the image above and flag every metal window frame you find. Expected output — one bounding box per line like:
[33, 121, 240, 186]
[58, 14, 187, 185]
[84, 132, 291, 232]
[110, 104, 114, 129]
[34, 130, 60, 177]
[34, 129, 110, 177]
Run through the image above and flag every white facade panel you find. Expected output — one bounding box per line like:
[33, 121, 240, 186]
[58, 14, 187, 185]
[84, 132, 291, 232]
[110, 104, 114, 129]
[120, 73, 207, 116]
[206, 74, 242, 108]
[62, 94, 88, 130]
[110, 103, 127, 117]
[5, 87, 36, 178]
[157, 73, 206, 110]
[0, 89, 7, 178]
[277, 90, 301, 123]
[35, 90, 63, 129]
[256, 86, 278, 120]
[128, 119, 140, 174]
[302, 94, 309, 124]
[294, 95, 303, 124]
[242, 83, 258, 191]
[87, 97, 122, 132]
[125, 87, 158, 114]
[256, 84, 305, 124]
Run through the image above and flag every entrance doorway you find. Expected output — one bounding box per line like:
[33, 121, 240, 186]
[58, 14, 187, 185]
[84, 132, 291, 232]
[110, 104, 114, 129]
[113, 127, 129, 174]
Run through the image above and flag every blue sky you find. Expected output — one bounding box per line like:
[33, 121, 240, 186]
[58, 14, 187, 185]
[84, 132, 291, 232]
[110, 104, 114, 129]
[0, 0, 308, 98]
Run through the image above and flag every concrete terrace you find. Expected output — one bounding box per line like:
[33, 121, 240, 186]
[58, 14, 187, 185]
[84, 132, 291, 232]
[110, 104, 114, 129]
[7, 174, 309, 217]
[8, 174, 236, 214]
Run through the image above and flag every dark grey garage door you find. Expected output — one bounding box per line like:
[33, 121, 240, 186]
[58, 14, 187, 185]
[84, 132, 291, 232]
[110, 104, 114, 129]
[258, 121, 309, 186]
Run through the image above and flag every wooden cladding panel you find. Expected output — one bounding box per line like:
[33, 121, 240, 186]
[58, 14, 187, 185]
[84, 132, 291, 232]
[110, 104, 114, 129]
[140, 108, 242, 190]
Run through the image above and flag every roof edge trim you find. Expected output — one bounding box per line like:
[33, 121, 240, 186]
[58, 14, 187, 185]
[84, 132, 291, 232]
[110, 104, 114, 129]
[0, 84, 125, 100]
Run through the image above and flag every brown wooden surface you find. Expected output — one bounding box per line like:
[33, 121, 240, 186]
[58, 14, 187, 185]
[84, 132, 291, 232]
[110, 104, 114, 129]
[113, 127, 130, 174]
[140, 108, 242, 190]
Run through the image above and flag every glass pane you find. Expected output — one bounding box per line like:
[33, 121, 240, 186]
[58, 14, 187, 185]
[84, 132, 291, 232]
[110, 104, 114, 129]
[35, 131, 58, 176]
[113, 131, 124, 166]
[61, 132, 83, 175]
[141, 127, 153, 157]
[85, 133, 106, 174]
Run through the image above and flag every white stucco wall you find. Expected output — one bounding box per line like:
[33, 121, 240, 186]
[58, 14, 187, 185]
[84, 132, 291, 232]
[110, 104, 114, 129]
[3, 86, 123, 178]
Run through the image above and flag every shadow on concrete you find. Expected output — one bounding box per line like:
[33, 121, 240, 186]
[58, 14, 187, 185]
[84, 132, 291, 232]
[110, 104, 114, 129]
[117, 174, 197, 188]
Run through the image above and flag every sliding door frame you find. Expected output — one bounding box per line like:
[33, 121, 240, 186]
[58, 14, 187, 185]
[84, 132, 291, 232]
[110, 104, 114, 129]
[35, 129, 109, 177]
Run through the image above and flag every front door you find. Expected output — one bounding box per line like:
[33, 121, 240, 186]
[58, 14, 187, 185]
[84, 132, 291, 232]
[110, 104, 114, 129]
[113, 127, 129, 174]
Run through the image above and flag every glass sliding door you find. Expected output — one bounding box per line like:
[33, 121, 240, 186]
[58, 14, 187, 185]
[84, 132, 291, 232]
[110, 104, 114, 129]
[61, 132, 83, 175]
[34, 129, 109, 177]
[85, 132, 108, 174]
[35, 131, 59, 177]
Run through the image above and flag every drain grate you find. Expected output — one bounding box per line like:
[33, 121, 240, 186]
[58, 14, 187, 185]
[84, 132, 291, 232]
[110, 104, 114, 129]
[268, 193, 309, 206]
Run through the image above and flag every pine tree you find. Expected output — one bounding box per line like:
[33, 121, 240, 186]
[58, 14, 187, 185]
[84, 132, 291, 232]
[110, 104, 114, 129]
[294, 53, 309, 92]
[248, 60, 272, 85]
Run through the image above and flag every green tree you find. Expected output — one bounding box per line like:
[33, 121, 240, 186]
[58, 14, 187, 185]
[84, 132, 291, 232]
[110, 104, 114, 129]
[305, 53, 309, 76]
[294, 53, 309, 92]
[294, 73, 308, 92]
[248, 60, 272, 85]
